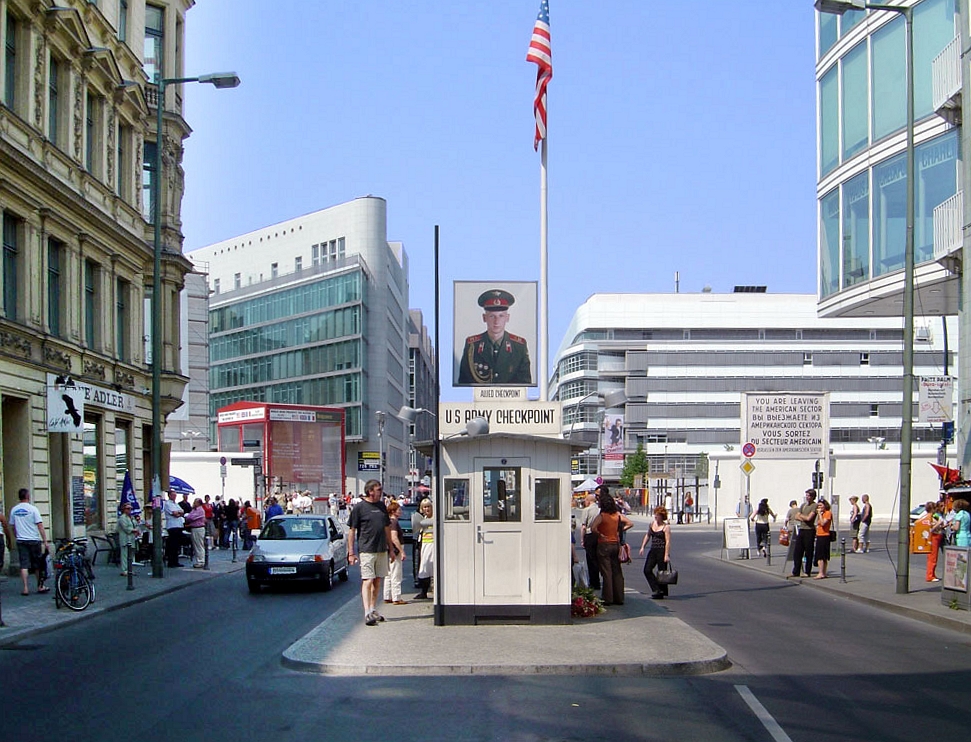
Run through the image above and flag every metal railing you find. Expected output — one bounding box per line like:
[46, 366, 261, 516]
[932, 190, 962, 270]
[932, 35, 961, 125]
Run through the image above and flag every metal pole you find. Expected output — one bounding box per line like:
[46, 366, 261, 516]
[126, 542, 134, 591]
[150, 78, 166, 579]
[897, 5, 915, 595]
[433, 225, 444, 626]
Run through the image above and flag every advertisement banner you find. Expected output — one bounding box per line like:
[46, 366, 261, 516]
[603, 414, 624, 462]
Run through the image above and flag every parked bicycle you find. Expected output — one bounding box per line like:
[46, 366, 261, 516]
[53, 537, 96, 611]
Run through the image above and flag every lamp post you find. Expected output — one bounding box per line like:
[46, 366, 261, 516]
[150, 72, 240, 578]
[815, 0, 913, 593]
[375, 410, 386, 484]
[397, 406, 436, 499]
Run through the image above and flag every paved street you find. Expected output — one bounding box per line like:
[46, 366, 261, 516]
[1, 521, 970, 741]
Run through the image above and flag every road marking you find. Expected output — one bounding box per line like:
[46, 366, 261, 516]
[735, 685, 793, 742]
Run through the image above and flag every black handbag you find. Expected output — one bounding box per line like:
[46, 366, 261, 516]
[657, 561, 678, 586]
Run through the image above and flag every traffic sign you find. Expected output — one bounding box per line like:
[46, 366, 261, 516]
[740, 460, 755, 476]
[742, 442, 756, 458]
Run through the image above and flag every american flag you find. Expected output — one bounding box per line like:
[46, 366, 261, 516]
[526, 0, 552, 151]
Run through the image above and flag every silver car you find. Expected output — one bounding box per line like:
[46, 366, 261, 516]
[245, 515, 349, 593]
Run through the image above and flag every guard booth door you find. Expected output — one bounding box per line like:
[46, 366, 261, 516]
[474, 458, 530, 605]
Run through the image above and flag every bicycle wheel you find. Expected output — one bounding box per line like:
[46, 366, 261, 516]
[56, 569, 92, 611]
[53, 568, 63, 609]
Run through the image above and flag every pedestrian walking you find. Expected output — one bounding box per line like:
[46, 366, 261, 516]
[9, 488, 50, 595]
[639, 505, 672, 600]
[347, 479, 394, 626]
[750, 498, 776, 557]
[383, 500, 408, 605]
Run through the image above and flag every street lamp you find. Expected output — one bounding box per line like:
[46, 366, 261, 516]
[151, 71, 240, 578]
[815, 0, 914, 593]
[375, 410, 386, 483]
[397, 406, 436, 498]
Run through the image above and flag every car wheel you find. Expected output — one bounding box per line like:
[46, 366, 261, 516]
[247, 580, 261, 594]
[319, 561, 333, 592]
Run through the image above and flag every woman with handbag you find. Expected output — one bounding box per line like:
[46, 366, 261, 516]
[750, 498, 776, 557]
[813, 499, 834, 579]
[639, 505, 672, 600]
[590, 488, 633, 606]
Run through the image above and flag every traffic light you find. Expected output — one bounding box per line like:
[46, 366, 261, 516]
[811, 471, 824, 490]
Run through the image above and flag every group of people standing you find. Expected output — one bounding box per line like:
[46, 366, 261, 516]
[914, 496, 971, 582]
[578, 485, 674, 604]
[785, 489, 835, 579]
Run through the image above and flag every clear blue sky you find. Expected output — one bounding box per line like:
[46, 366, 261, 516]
[182, 1, 818, 397]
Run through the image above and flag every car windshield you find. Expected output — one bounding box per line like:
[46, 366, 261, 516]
[260, 518, 328, 541]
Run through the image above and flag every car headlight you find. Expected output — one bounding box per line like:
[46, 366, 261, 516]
[247, 554, 265, 563]
[300, 555, 325, 563]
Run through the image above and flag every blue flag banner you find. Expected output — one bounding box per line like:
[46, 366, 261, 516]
[118, 471, 141, 517]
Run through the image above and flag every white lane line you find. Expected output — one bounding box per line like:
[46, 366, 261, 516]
[735, 685, 793, 742]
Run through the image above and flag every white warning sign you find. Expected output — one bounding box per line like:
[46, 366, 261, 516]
[743, 392, 829, 460]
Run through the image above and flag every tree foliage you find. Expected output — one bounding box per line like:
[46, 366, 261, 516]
[620, 443, 650, 488]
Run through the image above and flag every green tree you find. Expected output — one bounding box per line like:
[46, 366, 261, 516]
[695, 452, 709, 479]
[620, 443, 650, 488]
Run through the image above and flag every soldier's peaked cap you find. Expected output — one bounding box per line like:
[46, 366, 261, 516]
[478, 289, 515, 311]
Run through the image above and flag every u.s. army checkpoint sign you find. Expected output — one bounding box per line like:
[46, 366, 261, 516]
[742, 392, 829, 460]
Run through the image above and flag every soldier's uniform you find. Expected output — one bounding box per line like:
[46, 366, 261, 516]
[458, 331, 532, 384]
[457, 289, 533, 385]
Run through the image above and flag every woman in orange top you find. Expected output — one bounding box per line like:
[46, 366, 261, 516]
[241, 500, 262, 550]
[590, 487, 633, 605]
[813, 499, 833, 579]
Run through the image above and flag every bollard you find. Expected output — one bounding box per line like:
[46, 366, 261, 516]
[127, 545, 134, 591]
[766, 533, 772, 567]
[840, 537, 847, 583]
[204, 531, 210, 570]
[0, 577, 5, 627]
[231, 527, 238, 563]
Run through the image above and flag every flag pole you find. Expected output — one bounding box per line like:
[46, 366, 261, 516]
[539, 136, 549, 401]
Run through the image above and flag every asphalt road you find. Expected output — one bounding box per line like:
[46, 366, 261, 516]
[1, 527, 969, 741]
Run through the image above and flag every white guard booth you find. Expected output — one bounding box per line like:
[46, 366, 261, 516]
[437, 400, 574, 625]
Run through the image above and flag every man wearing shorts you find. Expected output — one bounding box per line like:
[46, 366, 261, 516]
[347, 479, 394, 626]
[9, 488, 50, 595]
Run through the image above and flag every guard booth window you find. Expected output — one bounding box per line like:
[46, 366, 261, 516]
[534, 478, 560, 521]
[483, 467, 521, 522]
[444, 478, 469, 521]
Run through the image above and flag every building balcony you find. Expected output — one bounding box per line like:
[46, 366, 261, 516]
[933, 190, 963, 274]
[932, 35, 961, 126]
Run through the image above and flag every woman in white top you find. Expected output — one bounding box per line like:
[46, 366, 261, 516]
[750, 498, 776, 557]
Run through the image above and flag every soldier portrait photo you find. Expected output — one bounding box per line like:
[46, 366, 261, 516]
[454, 281, 537, 387]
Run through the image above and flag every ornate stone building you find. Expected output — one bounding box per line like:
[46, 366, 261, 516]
[0, 1, 196, 542]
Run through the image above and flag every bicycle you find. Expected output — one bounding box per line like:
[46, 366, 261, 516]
[53, 537, 96, 611]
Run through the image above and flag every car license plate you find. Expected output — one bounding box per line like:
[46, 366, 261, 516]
[269, 566, 296, 575]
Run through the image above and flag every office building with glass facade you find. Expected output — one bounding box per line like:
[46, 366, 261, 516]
[814, 0, 971, 470]
[190, 196, 414, 495]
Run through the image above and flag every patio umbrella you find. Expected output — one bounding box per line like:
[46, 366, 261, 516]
[573, 477, 599, 493]
[167, 475, 196, 496]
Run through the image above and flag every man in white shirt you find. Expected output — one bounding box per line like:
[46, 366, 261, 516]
[9, 488, 50, 595]
[163, 491, 186, 568]
[579, 493, 601, 590]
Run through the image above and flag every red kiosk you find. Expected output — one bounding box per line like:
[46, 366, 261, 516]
[216, 402, 345, 505]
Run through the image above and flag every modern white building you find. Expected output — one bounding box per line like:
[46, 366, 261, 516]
[189, 196, 414, 496]
[551, 290, 956, 516]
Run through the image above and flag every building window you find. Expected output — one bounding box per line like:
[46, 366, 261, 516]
[842, 171, 869, 288]
[144, 5, 164, 83]
[116, 278, 129, 361]
[819, 189, 840, 298]
[295, 256, 302, 272]
[118, 0, 129, 42]
[213, 278, 220, 294]
[803, 353, 813, 366]
[819, 66, 838, 176]
[4, 12, 18, 110]
[234, 273, 241, 290]
[311, 244, 319, 266]
[142, 140, 156, 222]
[117, 123, 130, 198]
[683, 330, 690, 340]
[84, 260, 99, 348]
[337, 237, 345, 259]
[841, 42, 868, 161]
[48, 237, 63, 337]
[271, 262, 278, 279]
[2, 212, 20, 319]
[48, 56, 62, 147]
[860, 352, 869, 366]
[870, 403, 879, 417]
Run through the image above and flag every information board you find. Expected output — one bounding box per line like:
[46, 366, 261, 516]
[71, 476, 86, 525]
[723, 518, 751, 550]
[743, 392, 829, 460]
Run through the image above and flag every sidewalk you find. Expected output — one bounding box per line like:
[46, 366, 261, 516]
[713, 525, 971, 636]
[0, 544, 246, 647]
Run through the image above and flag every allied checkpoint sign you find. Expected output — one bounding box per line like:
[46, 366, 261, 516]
[742, 392, 829, 460]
